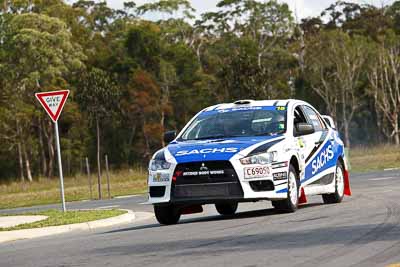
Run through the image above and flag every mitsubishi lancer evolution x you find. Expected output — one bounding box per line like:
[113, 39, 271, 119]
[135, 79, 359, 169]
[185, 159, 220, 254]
[147, 99, 351, 225]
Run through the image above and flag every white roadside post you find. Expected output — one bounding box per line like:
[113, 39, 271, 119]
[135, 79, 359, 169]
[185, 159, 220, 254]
[35, 90, 70, 212]
[54, 120, 66, 212]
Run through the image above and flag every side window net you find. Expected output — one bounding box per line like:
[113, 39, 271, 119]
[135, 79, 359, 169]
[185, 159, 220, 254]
[294, 107, 307, 124]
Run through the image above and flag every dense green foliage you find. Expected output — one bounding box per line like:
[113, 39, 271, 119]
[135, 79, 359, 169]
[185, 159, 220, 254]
[0, 0, 399, 181]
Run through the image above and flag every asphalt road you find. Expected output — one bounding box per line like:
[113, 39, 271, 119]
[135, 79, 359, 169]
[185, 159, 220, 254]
[1, 169, 400, 267]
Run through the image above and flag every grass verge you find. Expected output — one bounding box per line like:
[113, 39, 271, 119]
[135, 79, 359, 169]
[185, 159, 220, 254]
[0, 169, 147, 210]
[349, 144, 400, 173]
[0, 209, 126, 231]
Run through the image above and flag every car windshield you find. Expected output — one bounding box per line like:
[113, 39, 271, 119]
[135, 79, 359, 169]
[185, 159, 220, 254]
[179, 106, 287, 141]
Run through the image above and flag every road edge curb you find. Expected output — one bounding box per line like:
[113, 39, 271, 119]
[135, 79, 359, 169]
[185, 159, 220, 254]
[0, 209, 135, 243]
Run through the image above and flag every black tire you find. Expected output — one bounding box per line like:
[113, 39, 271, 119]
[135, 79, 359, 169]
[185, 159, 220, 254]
[322, 161, 345, 204]
[215, 202, 238, 215]
[154, 205, 181, 225]
[272, 164, 299, 213]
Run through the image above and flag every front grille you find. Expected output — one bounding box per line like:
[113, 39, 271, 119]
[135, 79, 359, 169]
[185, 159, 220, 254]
[174, 183, 243, 198]
[171, 161, 243, 200]
[174, 161, 238, 185]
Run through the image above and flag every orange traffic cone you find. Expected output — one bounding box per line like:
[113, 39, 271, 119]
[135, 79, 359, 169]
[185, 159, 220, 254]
[344, 169, 352, 196]
[299, 187, 307, 204]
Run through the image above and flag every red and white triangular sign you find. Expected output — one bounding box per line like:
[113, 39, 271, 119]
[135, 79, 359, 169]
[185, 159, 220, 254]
[35, 90, 70, 123]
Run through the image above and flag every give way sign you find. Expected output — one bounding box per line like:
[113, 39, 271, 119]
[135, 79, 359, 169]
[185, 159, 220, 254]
[35, 89, 70, 212]
[35, 90, 70, 123]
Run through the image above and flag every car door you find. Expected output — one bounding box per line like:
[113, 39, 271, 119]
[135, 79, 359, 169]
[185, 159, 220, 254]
[292, 105, 319, 179]
[301, 105, 334, 184]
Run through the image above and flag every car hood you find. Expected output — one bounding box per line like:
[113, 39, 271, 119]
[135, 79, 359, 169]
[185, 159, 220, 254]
[167, 135, 283, 163]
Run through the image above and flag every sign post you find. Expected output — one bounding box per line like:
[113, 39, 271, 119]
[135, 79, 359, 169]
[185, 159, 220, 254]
[35, 90, 70, 212]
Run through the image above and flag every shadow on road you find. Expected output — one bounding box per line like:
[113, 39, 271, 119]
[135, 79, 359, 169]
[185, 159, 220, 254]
[102, 202, 325, 235]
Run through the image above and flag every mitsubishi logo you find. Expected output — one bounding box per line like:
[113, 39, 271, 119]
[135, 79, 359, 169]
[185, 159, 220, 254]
[199, 163, 208, 171]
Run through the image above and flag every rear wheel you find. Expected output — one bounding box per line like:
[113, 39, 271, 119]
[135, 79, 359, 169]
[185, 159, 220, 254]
[322, 161, 345, 204]
[215, 202, 238, 215]
[272, 164, 299, 212]
[154, 205, 181, 225]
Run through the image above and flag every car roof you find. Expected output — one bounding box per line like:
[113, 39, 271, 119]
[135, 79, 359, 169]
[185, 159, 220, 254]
[203, 99, 309, 112]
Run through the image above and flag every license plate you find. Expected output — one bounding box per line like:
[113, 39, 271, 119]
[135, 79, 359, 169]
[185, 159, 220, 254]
[244, 166, 270, 179]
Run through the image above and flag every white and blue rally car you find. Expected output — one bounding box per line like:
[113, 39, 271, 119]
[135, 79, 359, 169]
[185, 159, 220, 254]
[148, 99, 351, 225]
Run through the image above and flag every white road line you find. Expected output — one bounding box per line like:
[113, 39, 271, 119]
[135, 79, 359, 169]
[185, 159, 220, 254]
[384, 167, 400, 171]
[382, 190, 393, 193]
[114, 195, 139, 199]
[368, 177, 397, 181]
[96, 205, 120, 209]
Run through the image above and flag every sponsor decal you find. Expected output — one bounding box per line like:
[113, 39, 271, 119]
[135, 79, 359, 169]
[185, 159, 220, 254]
[183, 170, 224, 176]
[273, 171, 287, 181]
[175, 147, 239, 156]
[298, 137, 305, 148]
[244, 166, 270, 179]
[218, 106, 263, 113]
[152, 172, 170, 182]
[311, 144, 334, 175]
[305, 131, 329, 163]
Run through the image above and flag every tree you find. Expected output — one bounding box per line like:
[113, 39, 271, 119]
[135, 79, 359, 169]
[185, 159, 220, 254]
[126, 70, 163, 160]
[321, 1, 362, 29]
[125, 22, 162, 74]
[304, 30, 369, 147]
[368, 31, 400, 145]
[197, 0, 295, 100]
[137, 0, 199, 51]
[137, 0, 195, 20]
[76, 68, 120, 199]
[0, 12, 85, 179]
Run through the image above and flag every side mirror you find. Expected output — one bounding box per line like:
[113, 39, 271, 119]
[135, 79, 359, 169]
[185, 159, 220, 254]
[295, 123, 315, 136]
[321, 115, 336, 129]
[163, 131, 176, 144]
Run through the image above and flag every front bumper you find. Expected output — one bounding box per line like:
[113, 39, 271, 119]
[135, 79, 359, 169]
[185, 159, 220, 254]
[147, 160, 289, 205]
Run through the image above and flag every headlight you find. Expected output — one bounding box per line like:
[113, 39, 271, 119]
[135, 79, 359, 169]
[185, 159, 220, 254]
[149, 159, 171, 171]
[240, 151, 276, 165]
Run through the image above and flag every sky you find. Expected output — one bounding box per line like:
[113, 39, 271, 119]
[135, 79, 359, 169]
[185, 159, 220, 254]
[101, 0, 396, 20]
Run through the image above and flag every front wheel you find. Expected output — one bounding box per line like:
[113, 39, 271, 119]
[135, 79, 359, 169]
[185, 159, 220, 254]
[154, 205, 181, 225]
[272, 164, 299, 212]
[215, 202, 238, 216]
[322, 161, 345, 204]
